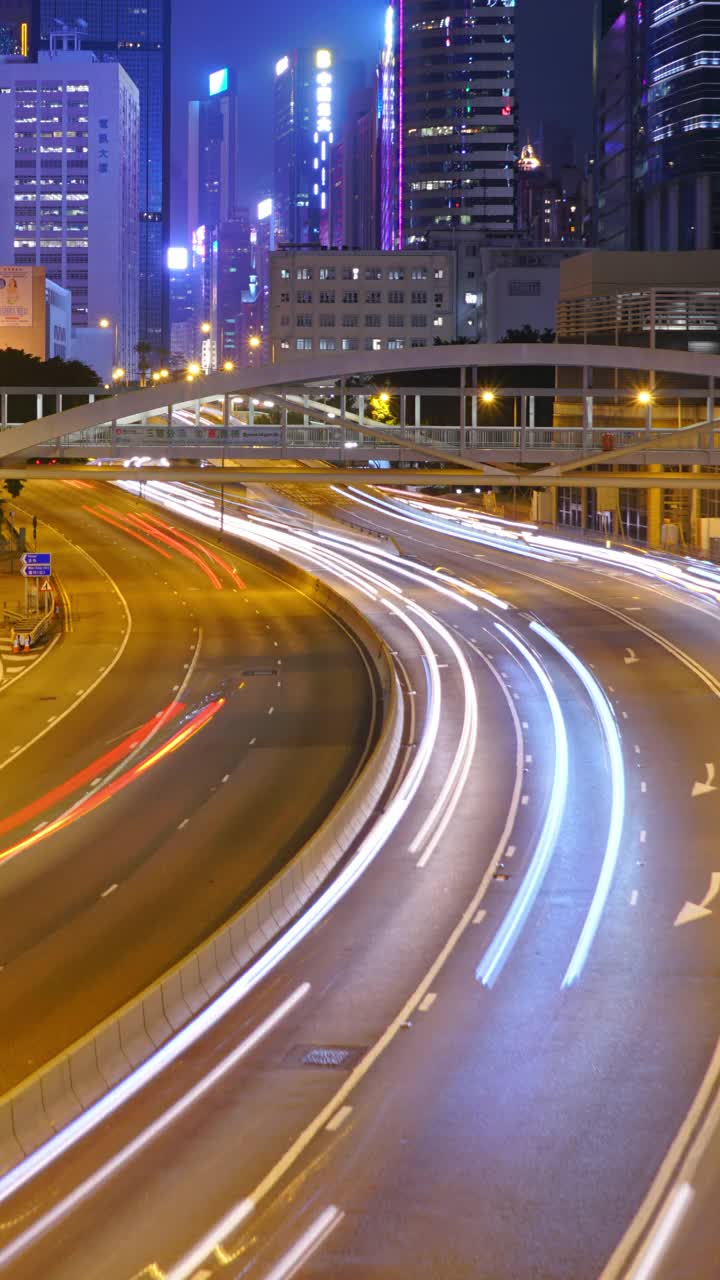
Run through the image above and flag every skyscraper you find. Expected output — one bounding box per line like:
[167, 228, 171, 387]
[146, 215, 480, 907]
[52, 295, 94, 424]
[0, 33, 139, 373]
[594, 0, 646, 249]
[273, 48, 334, 247]
[188, 68, 240, 236]
[0, 0, 29, 55]
[379, 2, 400, 250]
[645, 0, 720, 249]
[399, 0, 516, 245]
[35, 0, 170, 350]
[341, 85, 379, 249]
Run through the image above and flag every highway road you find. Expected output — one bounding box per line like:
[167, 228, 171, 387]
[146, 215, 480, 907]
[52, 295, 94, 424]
[2, 478, 720, 1280]
[0, 479, 374, 1090]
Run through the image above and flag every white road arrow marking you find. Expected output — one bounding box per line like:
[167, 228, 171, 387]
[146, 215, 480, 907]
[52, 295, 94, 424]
[624, 648, 639, 665]
[692, 762, 717, 798]
[674, 871, 720, 926]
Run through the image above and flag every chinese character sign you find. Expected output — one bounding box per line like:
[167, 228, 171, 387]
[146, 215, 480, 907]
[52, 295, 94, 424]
[0, 267, 32, 327]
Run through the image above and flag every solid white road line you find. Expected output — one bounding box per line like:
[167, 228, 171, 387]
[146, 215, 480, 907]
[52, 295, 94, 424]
[261, 1206, 345, 1280]
[0, 984, 311, 1272]
[325, 1105, 353, 1133]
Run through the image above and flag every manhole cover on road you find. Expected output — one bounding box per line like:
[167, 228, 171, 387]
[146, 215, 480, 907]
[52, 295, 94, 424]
[283, 1045, 365, 1070]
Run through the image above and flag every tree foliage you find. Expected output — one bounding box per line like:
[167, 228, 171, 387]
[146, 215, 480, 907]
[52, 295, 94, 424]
[0, 347, 100, 387]
[500, 324, 556, 344]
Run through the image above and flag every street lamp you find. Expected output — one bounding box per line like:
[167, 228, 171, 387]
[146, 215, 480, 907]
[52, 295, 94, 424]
[636, 387, 654, 433]
[98, 317, 111, 330]
[187, 361, 201, 377]
[152, 371, 161, 382]
[379, 391, 390, 403]
[223, 360, 235, 372]
[248, 335, 261, 351]
[480, 389, 496, 405]
[112, 367, 125, 382]
[200, 321, 211, 335]
[159, 368, 170, 379]
[636, 389, 653, 406]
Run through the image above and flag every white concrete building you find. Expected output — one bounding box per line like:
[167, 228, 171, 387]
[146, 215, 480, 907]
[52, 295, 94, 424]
[269, 248, 456, 362]
[0, 36, 139, 378]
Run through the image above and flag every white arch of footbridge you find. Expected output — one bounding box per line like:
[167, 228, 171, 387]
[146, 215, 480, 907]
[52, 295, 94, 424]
[0, 342, 719, 470]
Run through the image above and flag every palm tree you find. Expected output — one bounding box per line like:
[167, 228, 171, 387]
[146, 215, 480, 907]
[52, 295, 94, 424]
[135, 340, 152, 388]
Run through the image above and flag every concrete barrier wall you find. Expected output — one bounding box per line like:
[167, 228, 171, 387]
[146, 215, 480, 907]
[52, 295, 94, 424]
[0, 539, 403, 1174]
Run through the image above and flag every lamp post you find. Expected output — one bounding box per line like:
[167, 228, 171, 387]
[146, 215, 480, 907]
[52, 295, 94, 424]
[637, 388, 654, 433]
[98, 316, 118, 378]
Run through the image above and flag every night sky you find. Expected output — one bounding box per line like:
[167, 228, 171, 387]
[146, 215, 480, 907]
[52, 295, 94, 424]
[169, 0, 594, 242]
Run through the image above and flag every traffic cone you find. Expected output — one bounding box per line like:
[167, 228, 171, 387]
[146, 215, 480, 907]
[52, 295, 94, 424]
[12, 633, 20, 654]
[24, 634, 31, 652]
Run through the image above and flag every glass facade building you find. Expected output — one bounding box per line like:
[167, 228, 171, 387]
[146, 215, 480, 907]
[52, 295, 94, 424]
[399, 0, 516, 246]
[35, 0, 170, 348]
[273, 48, 334, 247]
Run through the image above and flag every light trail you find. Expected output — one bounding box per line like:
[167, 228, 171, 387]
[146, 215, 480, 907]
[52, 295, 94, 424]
[475, 621, 569, 987]
[529, 620, 627, 988]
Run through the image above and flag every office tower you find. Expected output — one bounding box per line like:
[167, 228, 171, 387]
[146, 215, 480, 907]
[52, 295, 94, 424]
[594, 0, 646, 248]
[216, 211, 252, 366]
[379, 1, 400, 250]
[645, 0, 720, 248]
[399, 0, 516, 245]
[273, 47, 334, 246]
[0, 31, 139, 374]
[188, 68, 240, 237]
[341, 85, 379, 249]
[249, 197, 273, 362]
[167, 246, 202, 366]
[0, 0, 29, 55]
[36, 0, 170, 349]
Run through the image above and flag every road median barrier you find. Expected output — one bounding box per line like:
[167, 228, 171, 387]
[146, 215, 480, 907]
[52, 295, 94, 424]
[0, 543, 402, 1175]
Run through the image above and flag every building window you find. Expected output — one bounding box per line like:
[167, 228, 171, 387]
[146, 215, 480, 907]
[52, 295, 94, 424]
[280, 268, 290, 279]
[365, 291, 381, 304]
[296, 290, 313, 304]
[319, 314, 335, 327]
[296, 267, 312, 280]
[411, 339, 427, 347]
[433, 316, 443, 327]
[280, 292, 290, 303]
[411, 314, 428, 328]
[388, 290, 404, 304]
[364, 337, 383, 351]
[411, 291, 427, 304]
[342, 266, 360, 280]
[319, 267, 335, 280]
[508, 280, 541, 296]
[342, 337, 358, 351]
[388, 269, 404, 281]
[297, 314, 313, 327]
[342, 314, 359, 327]
[365, 268, 382, 280]
[319, 338, 336, 350]
[434, 292, 443, 307]
[434, 267, 444, 279]
[296, 337, 313, 350]
[387, 338, 405, 350]
[280, 314, 290, 327]
[388, 314, 405, 328]
[364, 314, 381, 328]
[411, 268, 427, 280]
[342, 290, 358, 304]
[319, 290, 335, 303]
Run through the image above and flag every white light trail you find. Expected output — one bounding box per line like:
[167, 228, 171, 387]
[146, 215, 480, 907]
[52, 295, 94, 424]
[529, 621, 627, 989]
[475, 622, 569, 986]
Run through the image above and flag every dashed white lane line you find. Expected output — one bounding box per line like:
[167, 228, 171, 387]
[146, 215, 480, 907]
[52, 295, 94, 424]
[640, 829, 647, 844]
[325, 1105, 353, 1134]
[100, 883, 118, 899]
[177, 818, 189, 830]
[521, 720, 529, 729]
[221, 773, 230, 783]
[525, 754, 533, 764]
[634, 744, 641, 754]
[418, 992, 437, 1013]
[641, 781, 647, 793]
[630, 890, 639, 906]
[521, 794, 529, 806]
[268, 706, 275, 715]
[622, 711, 629, 720]
[249, 737, 256, 745]
[473, 908, 487, 925]
[506, 845, 516, 858]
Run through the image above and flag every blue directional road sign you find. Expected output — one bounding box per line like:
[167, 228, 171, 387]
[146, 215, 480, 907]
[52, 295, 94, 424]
[22, 563, 49, 578]
[22, 552, 51, 567]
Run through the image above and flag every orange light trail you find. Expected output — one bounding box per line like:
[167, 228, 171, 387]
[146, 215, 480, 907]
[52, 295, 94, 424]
[0, 699, 225, 868]
[83, 505, 173, 559]
[139, 512, 246, 587]
[0, 703, 184, 839]
[122, 511, 224, 589]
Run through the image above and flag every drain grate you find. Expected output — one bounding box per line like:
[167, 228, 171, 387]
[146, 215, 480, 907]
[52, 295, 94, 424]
[283, 1044, 365, 1071]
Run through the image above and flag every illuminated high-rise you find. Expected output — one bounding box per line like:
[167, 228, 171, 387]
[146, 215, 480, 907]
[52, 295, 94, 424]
[399, 0, 516, 245]
[188, 68, 240, 236]
[0, 0, 29, 55]
[35, 0, 170, 348]
[273, 48, 334, 246]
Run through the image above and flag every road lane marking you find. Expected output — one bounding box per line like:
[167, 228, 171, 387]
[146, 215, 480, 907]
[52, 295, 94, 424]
[0, 985, 312, 1273]
[100, 883, 118, 899]
[268, 706, 275, 715]
[691, 763, 716, 797]
[640, 830, 647, 843]
[506, 845, 516, 858]
[641, 781, 647, 793]
[630, 890, 638, 906]
[259, 1206, 345, 1280]
[418, 992, 436, 1012]
[634, 744, 641, 754]
[325, 1105, 353, 1133]
[249, 737, 256, 745]
[521, 794, 529, 806]
[177, 819, 189, 830]
[473, 909, 487, 924]
[221, 774, 230, 783]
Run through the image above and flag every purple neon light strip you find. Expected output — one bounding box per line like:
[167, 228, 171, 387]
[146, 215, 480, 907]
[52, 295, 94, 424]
[398, 0, 404, 246]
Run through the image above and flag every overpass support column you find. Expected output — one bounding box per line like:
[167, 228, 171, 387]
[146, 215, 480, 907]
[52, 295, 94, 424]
[339, 378, 346, 448]
[281, 404, 288, 452]
[470, 368, 478, 431]
[414, 394, 420, 431]
[647, 463, 663, 548]
[582, 364, 593, 451]
[459, 366, 466, 455]
[707, 376, 716, 449]
[532, 486, 556, 526]
[194, 398, 200, 427]
[1, 393, 6, 428]
[36, 393, 42, 420]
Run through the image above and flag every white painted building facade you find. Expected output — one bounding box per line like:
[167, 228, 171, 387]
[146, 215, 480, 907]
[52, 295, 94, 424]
[269, 248, 456, 362]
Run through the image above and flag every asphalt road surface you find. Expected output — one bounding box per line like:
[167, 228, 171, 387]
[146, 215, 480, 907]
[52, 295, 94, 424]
[1, 480, 720, 1280]
[0, 479, 374, 1090]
